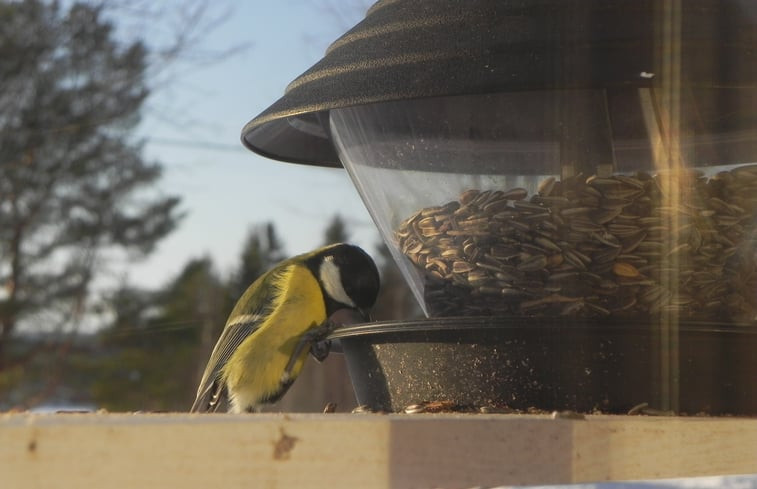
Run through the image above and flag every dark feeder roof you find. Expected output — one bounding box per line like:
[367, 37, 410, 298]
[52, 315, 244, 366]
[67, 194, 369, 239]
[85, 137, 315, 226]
[241, 0, 757, 168]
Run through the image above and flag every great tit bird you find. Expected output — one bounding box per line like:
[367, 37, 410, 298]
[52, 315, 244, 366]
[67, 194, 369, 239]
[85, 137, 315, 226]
[190, 243, 379, 413]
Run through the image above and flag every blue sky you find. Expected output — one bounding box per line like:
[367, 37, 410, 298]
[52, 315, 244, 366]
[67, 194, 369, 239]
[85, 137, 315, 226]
[126, 1, 377, 288]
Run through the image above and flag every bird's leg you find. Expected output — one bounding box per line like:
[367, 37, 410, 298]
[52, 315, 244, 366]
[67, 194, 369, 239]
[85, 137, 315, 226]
[280, 320, 337, 386]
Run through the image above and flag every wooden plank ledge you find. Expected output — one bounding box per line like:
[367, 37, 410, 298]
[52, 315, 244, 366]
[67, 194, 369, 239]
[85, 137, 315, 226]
[1, 413, 756, 488]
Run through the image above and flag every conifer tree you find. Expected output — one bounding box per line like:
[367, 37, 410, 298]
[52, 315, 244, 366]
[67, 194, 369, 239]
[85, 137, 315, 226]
[0, 1, 182, 369]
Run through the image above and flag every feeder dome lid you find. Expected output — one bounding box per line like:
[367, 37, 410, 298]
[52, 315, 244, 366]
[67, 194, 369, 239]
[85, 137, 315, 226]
[241, 0, 757, 168]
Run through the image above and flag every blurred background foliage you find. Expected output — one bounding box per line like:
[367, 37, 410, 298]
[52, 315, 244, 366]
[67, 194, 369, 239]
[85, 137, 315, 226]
[3, 212, 419, 412]
[0, 0, 417, 413]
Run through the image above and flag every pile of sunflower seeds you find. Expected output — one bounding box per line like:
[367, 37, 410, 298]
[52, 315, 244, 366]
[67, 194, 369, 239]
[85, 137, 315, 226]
[396, 166, 757, 321]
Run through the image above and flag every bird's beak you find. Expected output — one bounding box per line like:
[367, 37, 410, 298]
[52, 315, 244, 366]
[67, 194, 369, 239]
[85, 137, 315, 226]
[359, 308, 372, 322]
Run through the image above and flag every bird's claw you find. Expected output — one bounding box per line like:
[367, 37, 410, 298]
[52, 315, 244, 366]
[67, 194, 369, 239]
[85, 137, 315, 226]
[310, 339, 331, 362]
[282, 320, 338, 379]
[306, 320, 336, 362]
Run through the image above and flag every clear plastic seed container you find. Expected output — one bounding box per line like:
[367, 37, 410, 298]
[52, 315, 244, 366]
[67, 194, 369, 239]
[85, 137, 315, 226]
[331, 89, 757, 323]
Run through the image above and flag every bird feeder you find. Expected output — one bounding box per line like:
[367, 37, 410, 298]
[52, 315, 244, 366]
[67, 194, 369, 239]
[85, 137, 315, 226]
[242, 0, 757, 414]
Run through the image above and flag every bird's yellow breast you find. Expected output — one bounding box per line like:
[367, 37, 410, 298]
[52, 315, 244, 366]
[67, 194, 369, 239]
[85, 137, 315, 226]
[222, 264, 326, 409]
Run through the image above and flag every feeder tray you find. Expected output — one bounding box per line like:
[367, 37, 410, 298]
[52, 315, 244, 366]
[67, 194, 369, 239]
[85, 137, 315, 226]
[330, 317, 757, 415]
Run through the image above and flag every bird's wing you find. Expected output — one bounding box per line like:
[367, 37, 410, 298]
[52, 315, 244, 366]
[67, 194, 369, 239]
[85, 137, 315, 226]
[189, 317, 260, 412]
[190, 267, 287, 413]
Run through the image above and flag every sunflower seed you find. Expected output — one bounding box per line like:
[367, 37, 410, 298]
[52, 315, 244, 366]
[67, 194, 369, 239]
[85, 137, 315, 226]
[503, 187, 529, 200]
[452, 261, 475, 273]
[517, 254, 548, 272]
[613, 262, 641, 278]
[538, 176, 557, 196]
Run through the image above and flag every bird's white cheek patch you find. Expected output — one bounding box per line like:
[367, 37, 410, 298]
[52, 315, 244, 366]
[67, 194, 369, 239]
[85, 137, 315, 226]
[319, 259, 354, 307]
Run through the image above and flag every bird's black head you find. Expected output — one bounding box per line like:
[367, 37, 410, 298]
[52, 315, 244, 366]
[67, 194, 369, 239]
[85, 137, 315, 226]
[308, 243, 380, 320]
